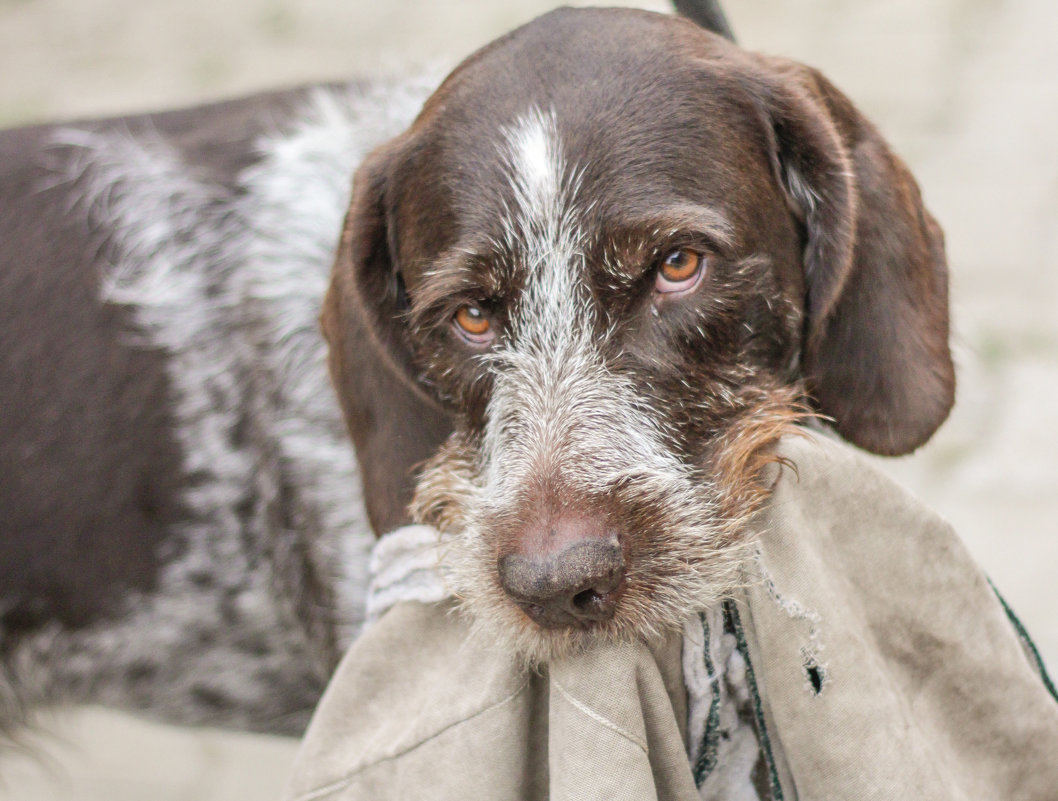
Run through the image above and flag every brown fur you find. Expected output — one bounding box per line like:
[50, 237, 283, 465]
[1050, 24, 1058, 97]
[325, 8, 954, 660]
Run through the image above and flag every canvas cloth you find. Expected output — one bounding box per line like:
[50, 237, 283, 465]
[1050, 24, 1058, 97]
[284, 433, 1058, 800]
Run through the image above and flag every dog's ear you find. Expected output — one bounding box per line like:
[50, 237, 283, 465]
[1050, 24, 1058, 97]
[759, 57, 954, 455]
[322, 144, 452, 533]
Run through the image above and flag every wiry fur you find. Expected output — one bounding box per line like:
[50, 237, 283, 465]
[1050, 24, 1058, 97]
[413, 387, 804, 664]
[1, 75, 440, 734]
[405, 110, 804, 662]
[396, 99, 812, 663]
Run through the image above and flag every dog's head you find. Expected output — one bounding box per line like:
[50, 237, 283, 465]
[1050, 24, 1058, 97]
[324, 8, 953, 659]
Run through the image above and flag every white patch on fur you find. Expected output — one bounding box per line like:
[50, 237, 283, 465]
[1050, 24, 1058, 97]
[7, 74, 440, 732]
[484, 106, 685, 512]
[498, 107, 587, 350]
[239, 75, 445, 646]
[505, 107, 564, 229]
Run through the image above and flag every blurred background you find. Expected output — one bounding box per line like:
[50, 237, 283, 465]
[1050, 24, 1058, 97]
[1, 0, 1055, 798]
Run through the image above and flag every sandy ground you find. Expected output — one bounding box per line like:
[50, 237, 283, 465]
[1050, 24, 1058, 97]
[1, 0, 1055, 798]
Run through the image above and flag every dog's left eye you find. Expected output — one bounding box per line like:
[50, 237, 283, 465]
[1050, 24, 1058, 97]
[655, 249, 705, 295]
[453, 303, 496, 345]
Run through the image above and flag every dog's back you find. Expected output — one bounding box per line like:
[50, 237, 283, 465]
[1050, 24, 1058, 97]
[0, 77, 434, 734]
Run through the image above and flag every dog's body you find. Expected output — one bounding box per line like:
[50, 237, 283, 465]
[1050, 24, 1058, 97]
[0, 7, 952, 736]
[0, 77, 441, 734]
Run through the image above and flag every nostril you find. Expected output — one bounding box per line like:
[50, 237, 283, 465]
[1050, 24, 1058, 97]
[569, 575, 622, 619]
[572, 588, 600, 611]
[571, 588, 605, 613]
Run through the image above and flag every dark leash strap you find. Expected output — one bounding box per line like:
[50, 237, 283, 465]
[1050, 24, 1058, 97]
[672, 0, 737, 42]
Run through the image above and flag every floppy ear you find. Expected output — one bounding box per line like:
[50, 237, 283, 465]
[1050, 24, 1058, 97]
[322, 144, 452, 533]
[760, 58, 955, 455]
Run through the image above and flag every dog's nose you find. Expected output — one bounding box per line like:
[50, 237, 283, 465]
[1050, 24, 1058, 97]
[498, 524, 625, 628]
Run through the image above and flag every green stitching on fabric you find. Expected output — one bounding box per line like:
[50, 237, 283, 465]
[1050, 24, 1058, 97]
[692, 611, 722, 786]
[725, 600, 785, 801]
[989, 579, 1058, 704]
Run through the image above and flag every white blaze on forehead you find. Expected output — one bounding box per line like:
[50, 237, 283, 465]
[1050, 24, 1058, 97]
[499, 106, 587, 346]
[506, 106, 563, 219]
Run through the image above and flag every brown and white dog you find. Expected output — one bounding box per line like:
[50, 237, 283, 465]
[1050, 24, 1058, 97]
[0, 5, 952, 737]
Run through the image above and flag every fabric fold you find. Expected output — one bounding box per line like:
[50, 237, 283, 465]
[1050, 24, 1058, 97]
[284, 432, 1058, 801]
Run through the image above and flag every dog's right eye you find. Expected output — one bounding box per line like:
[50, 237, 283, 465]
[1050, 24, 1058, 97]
[655, 248, 705, 296]
[453, 303, 495, 345]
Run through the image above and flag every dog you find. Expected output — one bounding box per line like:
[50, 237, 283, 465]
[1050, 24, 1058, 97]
[0, 4, 952, 737]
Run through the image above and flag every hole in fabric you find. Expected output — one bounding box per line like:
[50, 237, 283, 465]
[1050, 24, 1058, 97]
[805, 662, 825, 695]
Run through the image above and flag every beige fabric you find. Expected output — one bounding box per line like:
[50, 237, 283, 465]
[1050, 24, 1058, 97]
[284, 433, 1058, 801]
[284, 601, 697, 801]
[740, 432, 1058, 800]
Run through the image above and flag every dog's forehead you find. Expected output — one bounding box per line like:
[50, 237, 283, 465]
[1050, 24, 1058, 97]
[395, 7, 775, 267]
[426, 6, 736, 119]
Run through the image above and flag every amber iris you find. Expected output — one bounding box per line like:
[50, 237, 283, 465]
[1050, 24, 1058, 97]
[654, 248, 705, 295]
[660, 249, 702, 283]
[454, 304, 491, 338]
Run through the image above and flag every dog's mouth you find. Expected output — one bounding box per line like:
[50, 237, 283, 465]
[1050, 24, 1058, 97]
[418, 493, 757, 661]
[430, 493, 757, 662]
[516, 588, 622, 630]
[410, 387, 804, 661]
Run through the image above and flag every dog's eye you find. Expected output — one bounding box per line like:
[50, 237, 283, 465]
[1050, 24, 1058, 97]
[453, 303, 495, 344]
[655, 249, 705, 295]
